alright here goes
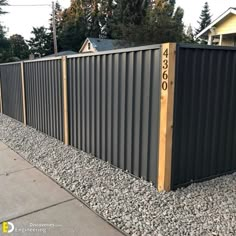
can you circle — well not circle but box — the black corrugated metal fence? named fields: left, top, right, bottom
left=172, top=44, right=236, bottom=188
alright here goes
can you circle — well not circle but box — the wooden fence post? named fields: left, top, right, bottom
left=158, top=43, right=176, bottom=191
left=21, top=62, right=27, bottom=126
left=0, top=80, right=2, bottom=114
left=62, top=56, right=69, bottom=145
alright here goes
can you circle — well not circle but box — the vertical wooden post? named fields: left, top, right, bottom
left=158, top=43, right=176, bottom=191
left=0, top=80, right=2, bottom=114
left=62, top=56, right=69, bottom=145
left=21, top=62, right=27, bottom=126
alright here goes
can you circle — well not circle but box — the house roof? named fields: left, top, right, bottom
left=196, top=7, right=236, bottom=38
left=79, top=38, right=124, bottom=52
left=43, top=51, right=77, bottom=58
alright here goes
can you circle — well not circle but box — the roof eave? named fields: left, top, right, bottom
left=196, top=8, right=236, bottom=39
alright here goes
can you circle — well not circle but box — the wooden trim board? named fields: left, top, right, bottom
left=21, top=62, right=27, bottom=126
left=62, top=56, right=69, bottom=145
left=0, top=80, right=2, bottom=113
left=158, top=43, right=176, bottom=191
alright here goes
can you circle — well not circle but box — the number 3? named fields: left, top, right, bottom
left=163, top=59, right=168, bottom=69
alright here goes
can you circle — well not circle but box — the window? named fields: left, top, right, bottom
left=88, top=42, right=91, bottom=50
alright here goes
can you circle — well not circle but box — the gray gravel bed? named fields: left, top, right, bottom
left=0, top=114, right=236, bottom=236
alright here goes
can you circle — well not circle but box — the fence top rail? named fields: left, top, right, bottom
left=23, top=56, right=62, bottom=63
left=178, top=43, right=236, bottom=51
left=67, top=44, right=161, bottom=59
left=0, top=44, right=161, bottom=66
left=0, top=61, right=21, bottom=66
left=0, top=55, right=62, bottom=66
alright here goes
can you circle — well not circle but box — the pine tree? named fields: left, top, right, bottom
left=140, top=0, right=185, bottom=44
left=110, top=0, right=148, bottom=41
left=83, top=0, right=101, bottom=37
left=59, top=0, right=87, bottom=51
left=99, top=0, right=114, bottom=38
left=195, top=2, right=211, bottom=36
left=185, top=24, right=194, bottom=43
left=173, top=7, right=184, bottom=41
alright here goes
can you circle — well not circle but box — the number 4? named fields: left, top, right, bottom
left=163, top=49, right=168, bottom=58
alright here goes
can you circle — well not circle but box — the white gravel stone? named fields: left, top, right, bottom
left=0, top=114, right=236, bottom=235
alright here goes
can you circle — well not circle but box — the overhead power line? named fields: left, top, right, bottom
left=6, top=4, right=51, bottom=7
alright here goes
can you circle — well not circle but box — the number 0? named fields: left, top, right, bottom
left=162, top=81, right=168, bottom=90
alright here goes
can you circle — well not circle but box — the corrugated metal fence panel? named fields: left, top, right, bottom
left=24, top=59, right=64, bottom=141
left=0, top=63, right=23, bottom=122
left=172, top=44, right=236, bottom=189
left=67, top=46, right=161, bottom=185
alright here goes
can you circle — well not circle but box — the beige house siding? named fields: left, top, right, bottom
left=215, top=14, right=236, bottom=35
left=80, top=40, right=97, bottom=53
left=206, top=13, right=236, bottom=46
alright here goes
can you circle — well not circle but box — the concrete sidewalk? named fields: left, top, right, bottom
left=0, top=142, right=123, bottom=236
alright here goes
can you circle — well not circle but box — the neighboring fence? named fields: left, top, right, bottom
left=67, top=48, right=161, bottom=183
left=0, top=45, right=162, bottom=187
left=0, top=62, right=23, bottom=122
left=1, top=43, right=236, bottom=191
left=24, top=59, right=64, bottom=141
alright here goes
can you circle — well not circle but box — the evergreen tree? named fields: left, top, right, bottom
left=27, top=27, right=51, bottom=57
left=59, top=0, right=87, bottom=51
left=99, top=0, right=114, bottom=38
left=83, top=0, right=101, bottom=37
left=139, top=0, right=185, bottom=44
left=110, top=0, right=148, bottom=41
left=185, top=24, right=195, bottom=43
left=195, top=2, right=211, bottom=36
left=55, top=0, right=186, bottom=49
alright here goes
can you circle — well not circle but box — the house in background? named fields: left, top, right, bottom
left=43, top=51, right=78, bottom=58
left=79, top=37, right=127, bottom=53
left=197, top=8, right=236, bottom=46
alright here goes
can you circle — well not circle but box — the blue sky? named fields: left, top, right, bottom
left=0, top=0, right=235, bottom=39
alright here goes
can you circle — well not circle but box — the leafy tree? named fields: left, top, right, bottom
left=195, top=2, right=211, bottom=36
left=0, top=24, right=10, bottom=62
left=9, top=34, right=29, bottom=59
left=0, top=0, right=8, bottom=15
left=52, top=0, right=186, bottom=50
left=27, top=27, right=51, bottom=57
left=0, top=1, right=9, bottom=62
